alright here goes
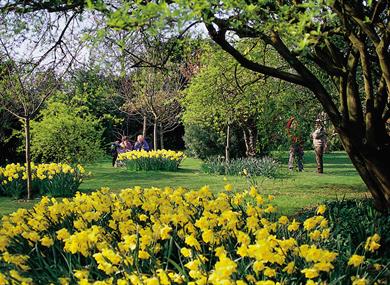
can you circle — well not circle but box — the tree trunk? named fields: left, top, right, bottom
left=338, top=129, right=390, bottom=213
left=160, top=122, right=164, bottom=150
left=242, top=117, right=258, bottom=157
left=153, top=119, right=158, bottom=151
left=143, top=116, right=147, bottom=137
left=225, top=124, right=231, bottom=163
left=24, top=117, right=32, bottom=200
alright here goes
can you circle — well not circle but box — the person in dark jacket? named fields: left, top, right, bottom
left=287, top=116, right=304, bottom=171
left=110, top=140, right=121, bottom=167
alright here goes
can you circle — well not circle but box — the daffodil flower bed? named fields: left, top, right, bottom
left=118, top=150, right=185, bottom=171
left=0, top=163, right=87, bottom=199
left=0, top=185, right=387, bottom=284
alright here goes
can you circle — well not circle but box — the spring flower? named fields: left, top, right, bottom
left=288, top=219, right=300, bottom=231
left=185, top=235, right=201, bottom=250
left=303, top=217, right=317, bottom=231
left=263, top=267, right=276, bottom=277
left=373, top=263, right=382, bottom=271
left=40, top=236, right=54, bottom=247
left=278, top=215, right=289, bottom=225
left=180, top=247, right=192, bottom=258
left=301, top=268, right=319, bottom=279
left=224, top=184, right=233, bottom=192
left=309, top=230, right=321, bottom=241
left=351, top=276, right=368, bottom=285
left=253, top=261, right=265, bottom=273
left=314, top=262, right=333, bottom=272
left=283, top=262, right=295, bottom=274
left=138, top=250, right=150, bottom=259
left=160, top=225, right=172, bottom=240
left=316, top=205, right=326, bottom=215
left=348, top=255, right=365, bottom=267
left=364, top=234, right=381, bottom=252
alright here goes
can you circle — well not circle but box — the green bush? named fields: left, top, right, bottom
left=201, top=156, right=280, bottom=178
left=30, top=102, right=103, bottom=163
left=183, top=124, right=245, bottom=159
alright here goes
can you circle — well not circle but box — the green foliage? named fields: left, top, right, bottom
left=0, top=178, right=25, bottom=199
left=122, top=158, right=180, bottom=172
left=181, top=42, right=266, bottom=132
left=34, top=172, right=84, bottom=198
left=55, top=68, right=125, bottom=149
left=30, top=102, right=104, bottom=163
left=201, top=156, right=280, bottom=178
left=298, top=199, right=390, bottom=257
left=183, top=124, right=245, bottom=159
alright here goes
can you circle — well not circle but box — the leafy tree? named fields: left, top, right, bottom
left=55, top=67, right=125, bottom=148
left=90, top=0, right=389, bottom=211
left=30, top=101, right=103, bottom=163
left=183, top=42, right=303, bottom=159
left=3, top=1, right=389, bottom=210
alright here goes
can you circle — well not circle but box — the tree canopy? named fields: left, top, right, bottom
left=1, top=0, right=389, bottom=210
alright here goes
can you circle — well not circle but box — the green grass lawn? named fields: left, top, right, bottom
left=0, top=151, right=369, bottom=217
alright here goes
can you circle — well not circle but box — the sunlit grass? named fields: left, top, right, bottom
left=0, top=151, right=368, bottom=217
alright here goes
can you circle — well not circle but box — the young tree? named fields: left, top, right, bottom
left=0, top=55, right=57, bottom=199
left=120, top=68, right=183, bottom=150
left=183, top=43, right=280, bottom=159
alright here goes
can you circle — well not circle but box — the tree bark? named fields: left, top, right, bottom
left=242, top=117, right=258, bottom=157
left=160, top=122, right=164, bottom=150
left=24, top=117, right=32, bottom=200
left=225, top=124, right=230, bottom=163
left=143, top=115, right=147, bottom=137
left=338, top=129, right=390, bottom=212
left=153, top=119, right=158, bottom=151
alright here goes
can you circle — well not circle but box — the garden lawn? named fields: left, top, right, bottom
left=0, top=151, right=369, bottom=217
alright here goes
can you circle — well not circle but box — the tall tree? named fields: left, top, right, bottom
left=96, top=0, right=390, bottom=211
left=3, top=1, right=389, bottom=210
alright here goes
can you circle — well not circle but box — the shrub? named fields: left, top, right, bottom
left=183, top=124, right=245, bottom=159
left=118, top=150, right=185, bottom=171
left=0, top=186, right=388, bottom=284
left=30, top=102, right=103, bottom=163
left=201, top=156, right=280, bottom=178
left=0, top=163, right=88, bottom=198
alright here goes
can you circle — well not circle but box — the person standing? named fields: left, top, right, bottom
left=287, top=116, right=304, bottom=171
left=110, top=140, right=121, bottom=167
left=311, top=119, right=327, bottom=173
left=133, top=135, right=150, bottom=151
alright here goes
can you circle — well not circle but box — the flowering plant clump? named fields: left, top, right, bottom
left=0, top=163, right=88, bottom=198
left=0, top=185, right=387, bottom=284
left=118, top=150, right=185, bottom=171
